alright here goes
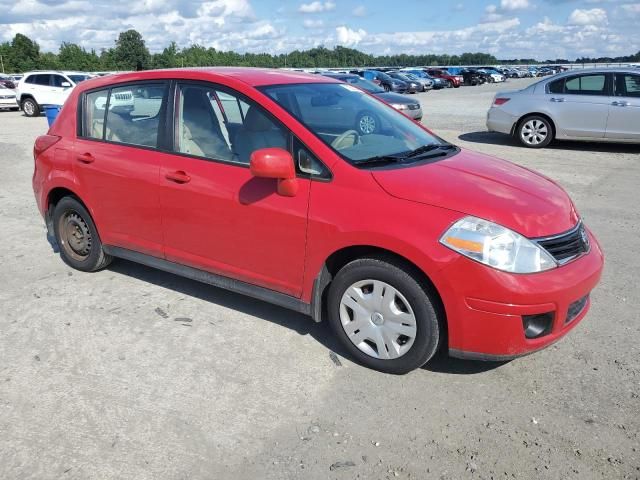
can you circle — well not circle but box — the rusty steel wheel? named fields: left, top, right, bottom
left=58, top=211, right=93, bottom=261
left=52, top=196, right=112, bottom=271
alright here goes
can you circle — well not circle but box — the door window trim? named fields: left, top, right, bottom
left=167, top=79, right=332, bottom=181
left=546, top=73, right=613, bottom=96
left=77, top=80, right=171, bottom=153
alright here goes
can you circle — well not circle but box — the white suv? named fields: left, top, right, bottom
left=16, top=71, right=92, bottom=117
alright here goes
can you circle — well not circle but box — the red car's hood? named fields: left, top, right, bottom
left=372, top=149, right=579, bottom=238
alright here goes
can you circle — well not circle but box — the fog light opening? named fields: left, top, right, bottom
left=522, top=312, right=554, bottom=339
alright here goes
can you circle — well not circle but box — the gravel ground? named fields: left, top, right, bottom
left=1, top=78, right=639, bottom=479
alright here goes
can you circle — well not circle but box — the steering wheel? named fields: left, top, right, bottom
left=331, top=130, right=361, bottom=150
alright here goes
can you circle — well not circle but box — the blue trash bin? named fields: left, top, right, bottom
left=44, top=105, right=62, bottom=127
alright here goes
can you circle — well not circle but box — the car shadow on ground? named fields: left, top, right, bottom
left=458, top=131, right=640, bottom=154
left=107, top=258, right=506, bottom=376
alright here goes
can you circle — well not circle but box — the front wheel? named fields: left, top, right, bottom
left=21, top=98, right=40, bottom=117
left=327, top=257, right=441, bottom=374
left=53, top=197, right=112, bottom=271
left=516, top=115, right=554, bottom=148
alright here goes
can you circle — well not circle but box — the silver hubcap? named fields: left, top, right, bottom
left=521, top=119, right=548, bottom=145
left=24, top=101, right=34, bottom=115
left=359, top=115, right=376, bottom=134
left=339, top=279, right=417, bottom=360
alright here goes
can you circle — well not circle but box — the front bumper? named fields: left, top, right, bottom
left=486, top=107, right=517, bottom=135
left=437, top=229, right=604, bottom=359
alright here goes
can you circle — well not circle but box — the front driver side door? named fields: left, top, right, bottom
left=159, top=82, right=311, bottom=297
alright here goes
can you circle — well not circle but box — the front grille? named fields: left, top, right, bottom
left=408, top=104, right=420, bottom=110
left=0, top=95, right=15, bottom=99
left=566, top=294, right=589, bottom=324
left=535, top=222, right=589, bottom=264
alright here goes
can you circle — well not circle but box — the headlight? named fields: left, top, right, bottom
left=390, top=103, right=408, bottom=110
left=440, top=216, right=557, bottom=273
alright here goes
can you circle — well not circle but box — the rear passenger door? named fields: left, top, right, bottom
left=606, top=73, right=640, bottom=140
left=546, top=73, right=611, bottom=139
left=159, top=81, right=312, bottom=297
left=74, top=81, right=170, bottom=257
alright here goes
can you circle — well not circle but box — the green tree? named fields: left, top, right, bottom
left=7, top=34, right=40, bottom=72
left=58, top=43, right=100, bottom=71
left=112, top=29, right=150, bottom=71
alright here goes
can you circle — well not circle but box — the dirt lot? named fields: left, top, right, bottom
left=1, top=78, right=639, bottom=479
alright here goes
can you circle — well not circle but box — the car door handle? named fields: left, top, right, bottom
left=550, top=97, right=565, bottom=102
left=611, top=101, right=630, bottom=107
left=165, top=171, right=191, bottom=184
left=77, top=153, right=95, bottom=164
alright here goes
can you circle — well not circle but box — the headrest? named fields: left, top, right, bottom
left=244, top=106, right=273, bottom=132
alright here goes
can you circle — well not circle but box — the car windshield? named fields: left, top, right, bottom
left=334, top=76, right=384, bottom=94
left=68, top=75, right=91, bottom=83
left=259, top=82, right=449, bottom=165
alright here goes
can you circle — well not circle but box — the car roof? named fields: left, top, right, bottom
left=73, top=67, right=339, bottom=91
left=549, top=67, right=640, bottom=77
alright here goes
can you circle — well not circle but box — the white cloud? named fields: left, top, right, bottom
left=568, top=8, right=608, bottom=26
left=352, top=5, right=366, bottom=17
left=335, top=26, right=367, bottom=46
left=500, top=0, right=529, bottom=10
left=298, top=1, right=335, bottom=14
left=303, top=19, right=324, bottom=28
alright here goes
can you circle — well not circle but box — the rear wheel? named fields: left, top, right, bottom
left=327, top=257, right=441, bottom=374
left=517, top=115, right=554, bottom=148
left=53, top=197, right=112, bottom=272
left=21, top=98, right=40, bottom=117
left=356, top=111, right=379, bottom=135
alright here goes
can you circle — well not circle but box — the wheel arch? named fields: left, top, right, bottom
left=45, top=186, right=93, bottom=231
left=310, top=245, right=446, bottom=336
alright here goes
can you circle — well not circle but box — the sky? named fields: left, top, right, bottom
left=1, top=0, right=639, bottom=59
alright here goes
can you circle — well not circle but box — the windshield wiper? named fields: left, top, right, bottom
left=352, top=154, right=405, bottom=166
left=405, top=144, right=456, bottom=158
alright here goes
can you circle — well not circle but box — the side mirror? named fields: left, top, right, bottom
left=249, top=147, right=298, bottom=197
left=61, top=81, right=72, bottom=88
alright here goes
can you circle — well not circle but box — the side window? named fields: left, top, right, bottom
left=34, top=74, right=51, bottom=86
left=564, top=74, right=606, bottom=96
left=51, top=75, right=68, bottom=87
left=547, top=78, right=564, bottom=94
left=294, top=137, right=329, bottom=179
left=618, top=74, right=640, bottom=98
left=176, top=84, right=287, bottom=165
left=25, top=75, right=37, bottom=85
left=82, top=89, right=109, bottom=140
left=104, top=83, right=167, bottom=147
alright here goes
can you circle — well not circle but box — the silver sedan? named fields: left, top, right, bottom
left=487, top=68, right=640, bottom=148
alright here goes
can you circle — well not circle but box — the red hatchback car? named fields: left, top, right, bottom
left=32, top=68, right=604, bottom=373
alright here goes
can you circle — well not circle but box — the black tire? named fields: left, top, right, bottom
left=21, top=97, right=40, bottom=117
left=11, top=107, right=20, bottom=111
left=52, top=197, right=112, bottom=272
left=327, top=257, right=441, bottom=374
left=355, top=110, right=379, bottom=135
left=446, top=80, right=453, bottom=88
left=516, top=115, right=554, bottom=149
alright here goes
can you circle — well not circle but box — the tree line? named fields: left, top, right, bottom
left=1, top=30, right=639, bottom=74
